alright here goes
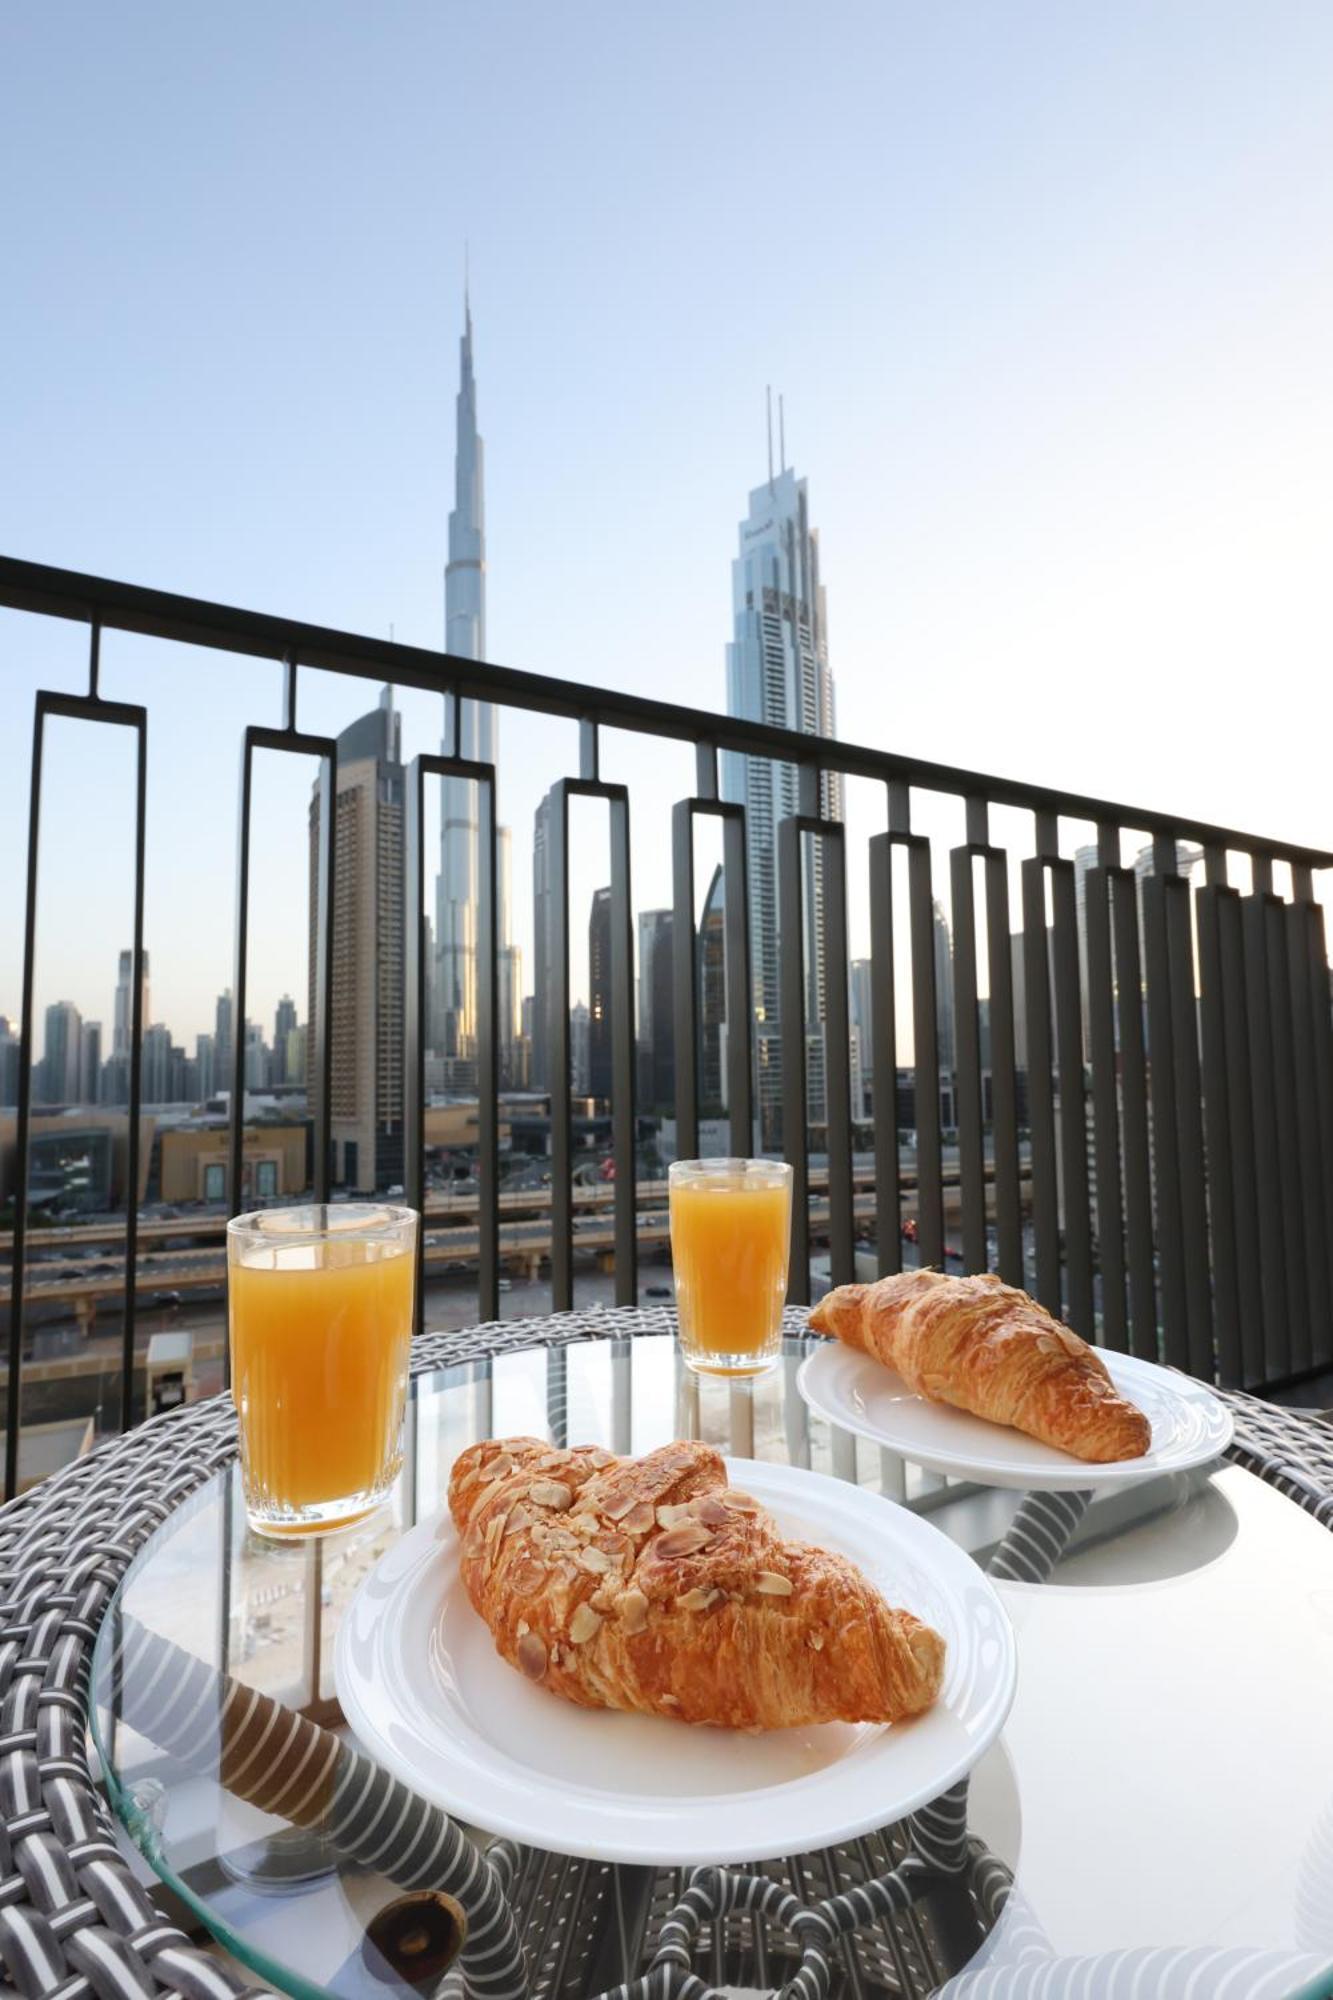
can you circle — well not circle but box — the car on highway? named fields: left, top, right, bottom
left=151, top=1290, right=183, bottom=1309
left=644, top=1283, right=672, bottom=1300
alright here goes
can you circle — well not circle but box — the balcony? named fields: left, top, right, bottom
left=1, top=552, right=1332, bottom=1498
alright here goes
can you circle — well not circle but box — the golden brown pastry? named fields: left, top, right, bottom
left=810, top=1270, right=1151, bottom=1463
left=448, top=1437, right=944, bottom=1729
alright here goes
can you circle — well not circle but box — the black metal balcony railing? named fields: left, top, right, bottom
left=3, top=553, right=1333, bottom=1502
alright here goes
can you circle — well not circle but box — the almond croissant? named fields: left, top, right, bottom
left=448, top=1437, right=945, bottom=1729
left=810, top=1270, right=1151, bottom=1463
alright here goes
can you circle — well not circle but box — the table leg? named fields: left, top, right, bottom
left=987, top=1489, right=1093, bottom=1583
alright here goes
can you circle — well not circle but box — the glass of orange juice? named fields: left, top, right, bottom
left=226, top=1203, right=418, bottom=1536
left=668, top=1159, right=792, bottom=1376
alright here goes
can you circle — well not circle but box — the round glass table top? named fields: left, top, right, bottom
left=91, top=1328, right=1333, bottom=2000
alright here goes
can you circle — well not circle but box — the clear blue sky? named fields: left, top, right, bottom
left=3, top=1, right=1332, bottom=1045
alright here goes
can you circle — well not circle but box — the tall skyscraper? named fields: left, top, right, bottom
left=531, top=792, right=553, bottom=1091
left=215, top=990, right=234, bottom=1095
left=569, top=1002, right=591, bottom=1098
left=40, top=1002, right=82, bottom=1105
left=637, top=910, right=675, bottom=1113
left=721, top=446, right=841, bottom=1145
left=934, top=902, right=955, bottom=1074
left=141, top=1023, right=173, bottom=1105
left=80, top=1021, right=102, bottom=1105
left=113, top=949, right=149, bottom=1059
left=434, top=290, right=496, bottom=1077
left=273, top=995, right=298, bottom=1084
left=588, top=887, right=613, bottom=1103
left=0, top=1016, right=19, bottom=1107
left=196, top=1032, right=216, bottom=1101
left=849, top=959, right=874, bottom=1119
left=496, top=825, right=523, bottom=1089
left=698, top=866, right=727, bottom=1115
left=310, top=688, right=406, bottom=1191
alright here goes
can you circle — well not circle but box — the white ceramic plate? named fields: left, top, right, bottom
left=335, top=1457, right=1016, bottom=1865
left=796, top=1342, right=1234, bottom=1492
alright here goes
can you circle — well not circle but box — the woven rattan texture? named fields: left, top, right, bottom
left=0, top=1307, right=1327, bottom=2000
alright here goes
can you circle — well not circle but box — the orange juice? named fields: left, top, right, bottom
left=669, top=1160, right=792, bottom=1375
left=227, top=1206, right=416, bottom=1534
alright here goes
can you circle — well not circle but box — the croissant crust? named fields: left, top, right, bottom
left=810, top=1270, right=1150, bottom=1463
left=448, top=1437, right=945, bottom=1729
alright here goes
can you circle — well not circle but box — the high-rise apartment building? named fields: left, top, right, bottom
left=0, top=1016, right=19, bottom=1108
left=722, top=454, right=841, bottom=1144
left=141, top=1023, right=173, bottom=1105
left=310, top=689, right=405, bottom=1192
left=40, top=1002, right=82, bottom=1105
left=531, top=793, right=552, bottom=1091
left=934, top=902, right=955, bottom=1074
left=849, top=959, right=874, bottom=1118
left=215, top=990, right=234, bottom=1095
left=496, top=826, right=523, bottom=1089
left=637, top=910, right=675, bottom=1113
left=80, top=1021, right=102, bottom=1105
left=588, top=888, right=613, bottom=1104
left=113, top=949, right=149, bottom=1059
left=272, top=996, right=298, bottom=1084
left=196, top=1032, right=216, bottom=1101
left=569, top=1002, right=591, bottom=1098
left=434, top=292, right=497, bottom=1080
left=698, top=866, right=727, bottom=1116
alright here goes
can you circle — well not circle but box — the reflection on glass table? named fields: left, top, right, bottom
left=92, top=1332, right=1333, bottom=2000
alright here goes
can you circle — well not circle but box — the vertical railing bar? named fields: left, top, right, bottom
left=670, top=801, right=699, bottom=1165
left=721, top=808, right=754, bottom=1156
left=1241, top=888, right=1287, bottom=1381
left=1165, top=873, right=1213, bottom=1378
left=1285, top=892, right=1328, bottom=1355
left=1050, top=861, right=1093, bottom=1335
left=1195, top=881, right=1242, bottom=1386
left=1265, top=888, right=1309, bottom=1374
left=405, top=760, right=427, bottom=1337
left=778, top=814, right=809, bottom=1303
left=87, top=620, right=101, bottom=700
left=228, top=740, right=255, bottom=1221
left=1111, top=867, right=1157, bottom=1357
left=549, top=784, right=573, bottom=1311
left=949, top=846, right=986, bottom=1273
left=1304, top=897, right=1333, bottom=1362
left=579, top=719, right=600, bottom=784
left=609, top=792, right=636, bottom=1305
left=282, top=651, right=298, bottom=733
left=312, top=747, right=335, bottom=1206
left=1141, top=862, right=1188, bottom=1368
left=1216, top=886, right=1263, bottom=1385
left=1021, top=857, right=1058, bottom=1311
left=984, top=851, right=1022, bottom=1287
left=119, top=718, right=148, bottom=1430
left=477, top=773, right=500, bottom=1322
left=695, top=743, right=718, bottom=802
left=5, top=702, right=46, bottom=1503
left=1084, top=864, right=1128, bottom=1350
left=908, top=839, right=943, bottom=1269
left=823, top=828, right=854, bottom=1286
left=868, top=834, right=900, bottom=1277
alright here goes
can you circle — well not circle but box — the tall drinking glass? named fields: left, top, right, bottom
left=227, top=1203, right=418, bottom=1536
left=668, top=1159, right=793, bottom=1376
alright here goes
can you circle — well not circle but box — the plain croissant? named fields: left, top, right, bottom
left=448, top=1437, right=945, bottom=1729
left=810, top=1270, right=1151, bottom=1463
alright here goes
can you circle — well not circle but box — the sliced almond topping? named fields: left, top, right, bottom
left=693, top=1494, right=733, bottom=1528
left=808, top=1631, right=825, bottom=1651
left=621, top=1502, right=656, bottom=1536
left=602, top=1490, right=639, bottom=1521
left=677, top=1586, right=720, bottom=1612
left=516, top=1619, right=529, bottom=1637
left=516, top=1631, right=548, bottom=1680
left=569, top=1604, right=603, bottom=1645
left=660, top=1693, right=680, bottom=1710
left=720, top=1490, right=761, bottom=1514
left=510, top=1560, right=546, bottom=1595
left=577, top=1545, right=613, bottom=1574
left=528, top=1480, right=573, bottom=1511
left=587, top=1448, right=614, bottom=1468
left=754, top=1571, right=793, bottom=1596
left=504, top=1505, right=534, bottom=1538
left=654, top=1522, right=713, bottom=1560
left=479, top=1451, right=514, bottom=1483
left=656, top=1503, right=691, bottom=1529
left=617, top=1588, right=650, bottom=1635
left=484, top=1512, right=505, bottom=1553
left=537, top=1448, right=573, bottom=1467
